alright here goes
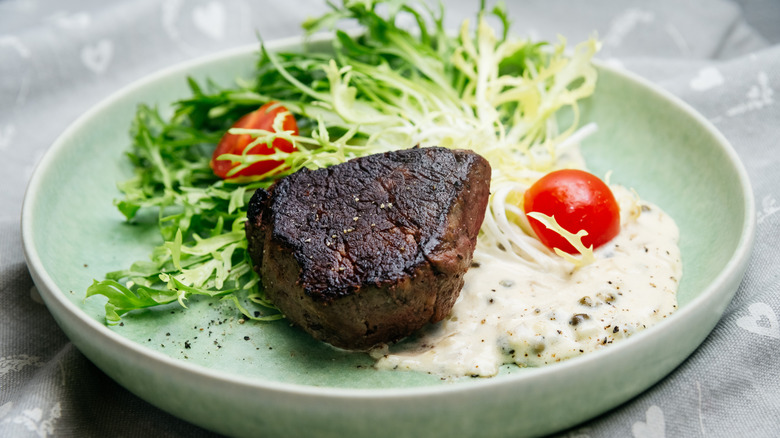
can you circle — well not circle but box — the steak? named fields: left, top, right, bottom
left=246, top=146, right=491, bottom=350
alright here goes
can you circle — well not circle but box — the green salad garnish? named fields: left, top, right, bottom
left=87, top=0, right=599, bottom=325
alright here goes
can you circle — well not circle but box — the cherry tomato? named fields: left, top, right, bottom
left=210, top=101, right=298, bottom=179
left=523, top=169, right=620, bottom=254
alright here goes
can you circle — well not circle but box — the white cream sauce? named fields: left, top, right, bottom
left=371, top=186, right=681, bottom=378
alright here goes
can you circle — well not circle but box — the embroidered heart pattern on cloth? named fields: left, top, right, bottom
left=757, top=194, right=780, bottom=224
left=736, top=302, right=780, bottom=339
left=0, top=355, right=43, bottom=378
left=192, top=2, right=226, bottom=40
left=0, top=36, right=31, bottom=58
left=690, top=67, right=724, bottom=91
left=632, top=405, right=666, bottom=438
left=80, top=39, right=113, bottom=74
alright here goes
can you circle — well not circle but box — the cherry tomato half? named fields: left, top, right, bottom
left=523, top=169, right=620, bottom=254
left=210, top=101, right=298, bottom=179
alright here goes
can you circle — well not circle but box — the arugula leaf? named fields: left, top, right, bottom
left=86, top=280, right=181, bottom=324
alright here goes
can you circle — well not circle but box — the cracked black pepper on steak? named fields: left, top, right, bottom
left=246, top=146, right=491, bottom=350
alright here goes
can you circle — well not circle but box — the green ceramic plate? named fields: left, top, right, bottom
left=22, top=35, right=755, bottom=437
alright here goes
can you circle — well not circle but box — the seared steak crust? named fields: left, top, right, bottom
left=246, top=147, right=491, bottom=350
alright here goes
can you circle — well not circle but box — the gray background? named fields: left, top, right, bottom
left=2, top=0, right=779, bottom=436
